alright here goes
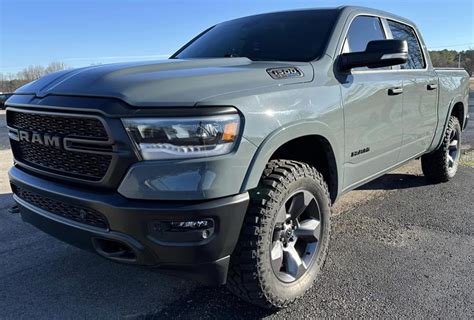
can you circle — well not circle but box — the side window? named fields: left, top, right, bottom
left=343, top=16, right=386, bottom=54
left=388, top=20, right=426, bottom=69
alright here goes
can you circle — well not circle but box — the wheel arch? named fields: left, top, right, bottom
left=451, top=101, right=465, bottom=129
left=241, top=122, right=343, bottom=203
left=432, top=96, right=467, bottom=152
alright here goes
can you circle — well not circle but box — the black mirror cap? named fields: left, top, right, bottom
left=366, top=39, right=407, bottom=54
left=339, top=39, right=408, bottom=71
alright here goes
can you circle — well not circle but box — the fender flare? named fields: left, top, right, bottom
left=240, top=120, right=343, bottom=195
left=432, top=94, right=467, bottom=151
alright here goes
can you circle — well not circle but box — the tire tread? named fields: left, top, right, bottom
left=421, top=116, right=460, bottom=183
left=226, top=159, right=330, bottom=309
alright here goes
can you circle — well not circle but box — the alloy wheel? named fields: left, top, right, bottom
left=447, top=127, right=460, bottom=172
left=270, top=190, right=322, bottom=283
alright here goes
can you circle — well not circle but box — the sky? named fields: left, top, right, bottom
left=1, top=0, right=473, bottom=74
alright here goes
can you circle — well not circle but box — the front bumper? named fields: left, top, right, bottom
left=9, top=166, right=249, bottom=285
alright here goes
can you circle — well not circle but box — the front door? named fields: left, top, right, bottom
left=339, top=15, right=404, bottom=189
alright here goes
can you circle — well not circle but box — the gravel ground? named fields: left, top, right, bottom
left=0, top=94, right=472, bottom=319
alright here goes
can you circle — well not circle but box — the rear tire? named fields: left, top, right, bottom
left=421, top=116, right=461, bottom=183
left=226, top=160, right=331, bottom=309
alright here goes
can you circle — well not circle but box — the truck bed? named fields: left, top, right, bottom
left=435, top=68, right=469, bottom=125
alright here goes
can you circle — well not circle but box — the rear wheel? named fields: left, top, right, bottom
left=421, top=116, right=461, bottom=183
left=227, top=160, right=331, bottom=308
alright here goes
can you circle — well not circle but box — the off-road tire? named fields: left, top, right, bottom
left=421, top=116, right=461, bottom=183
left=226, top=160, right=331, bottom=309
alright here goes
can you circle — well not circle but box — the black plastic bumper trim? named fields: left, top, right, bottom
left=10, top=166, right=249, bottom=285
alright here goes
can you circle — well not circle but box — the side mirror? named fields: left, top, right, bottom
left=339, top=39, right=408, bottom=71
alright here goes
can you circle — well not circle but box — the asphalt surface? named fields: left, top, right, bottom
left=0, top=94, right=473, bottom=319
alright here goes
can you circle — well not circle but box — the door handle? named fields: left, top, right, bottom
left=388, top=87, right=403, bottom=95
left=427, top=83, right=438, bottom=90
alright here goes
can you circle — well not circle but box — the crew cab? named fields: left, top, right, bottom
left=6, top=6, right=469, bottom=308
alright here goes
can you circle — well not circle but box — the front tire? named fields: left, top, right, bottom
left=421, top=116, right=462, bottom=183
left=227, top=160, right=331, bottom=309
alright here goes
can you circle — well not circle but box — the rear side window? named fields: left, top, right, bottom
left=388, top=20, right=426, bottom=69
left=342, top=16, right=386, bottom=53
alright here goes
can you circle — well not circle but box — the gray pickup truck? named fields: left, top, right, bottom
left=6, top=6, right=469, bottom=308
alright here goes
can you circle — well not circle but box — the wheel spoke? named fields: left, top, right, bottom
left=287, top=191, right=312, bottom=219
left=270, top=241, right=284, bottom=272
left=294, top=219, right=321, bottom=242
left=448, top=155, right=454, bottom=166
left=449, top=140, right=458, bottom=149
left=283, top=244, right=306, bottom=278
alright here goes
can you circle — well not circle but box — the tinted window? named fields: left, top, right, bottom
left=343, top=16, right=386, bottom=53
left=388, top=20, right=425, bottom=69
left=173, top=10, right=340, bottom=62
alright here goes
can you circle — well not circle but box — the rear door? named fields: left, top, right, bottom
left=340, top=16, right=405, bottom=189
left=386, top=20, right=438, bottom=160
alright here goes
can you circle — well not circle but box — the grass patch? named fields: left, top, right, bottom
left=461, top=149, right=474, bottom=167
left=460, top=160, right=474, bottom=168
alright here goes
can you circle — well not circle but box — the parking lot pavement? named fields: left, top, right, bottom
left=0, top=198, right=198, bottom=318
left=0, top=95, right=473, bottom=319
left=152, top=166, right=474, bottom=319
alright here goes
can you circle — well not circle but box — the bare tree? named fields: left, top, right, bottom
left=0, top=62, right=69, bottom=92
left=45, top=62, right=68, bottom=74
left=17, top=65, right=46, bottom=82
left=17, top=62, right=68, bottom=82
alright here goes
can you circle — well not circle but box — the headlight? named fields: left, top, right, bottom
left=122, top=114, right=240, bottom=160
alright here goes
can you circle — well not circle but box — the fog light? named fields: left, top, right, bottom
left=148, top=219, right=215, bottom=243
left=169, top=220, right=212, bottom=230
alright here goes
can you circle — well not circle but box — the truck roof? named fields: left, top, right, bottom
left=233, top=6, right=416, bottom=29
left=337, top=6, right=417, bottom=26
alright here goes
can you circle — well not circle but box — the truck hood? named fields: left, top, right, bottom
left=16, top=58, right=313, bottom=107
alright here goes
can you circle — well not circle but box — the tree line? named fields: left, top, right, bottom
left=430, top=50, right=473, bottom=74
left=1, top=62, right=68, bottom=92
left=1, top=50, right=473, bottom=93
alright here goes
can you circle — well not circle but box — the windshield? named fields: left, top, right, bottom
left=173, top=10, right=340, bottom=62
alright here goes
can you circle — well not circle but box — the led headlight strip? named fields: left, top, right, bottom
left=122, top=113, right=240, bottom=160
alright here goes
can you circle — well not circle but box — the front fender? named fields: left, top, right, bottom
left=240, top=120, right=343, bottom=196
